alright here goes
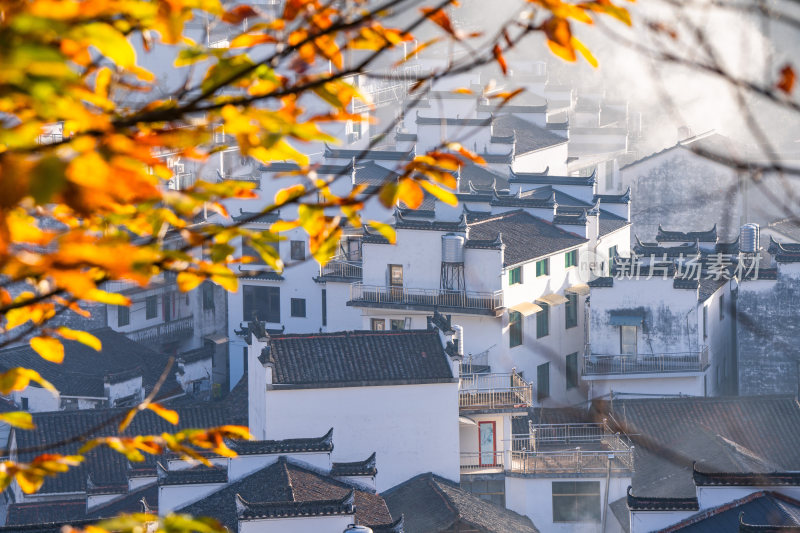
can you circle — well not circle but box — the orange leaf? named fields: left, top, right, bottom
left=230, top=33, right=277, bottom=48
left=223, top=5, right=259, bottom=24
left=147, top=403, right=179, bottom=425
left=421, top=7, right=458, bottom=37
left=398, top=179, right=424, bottom=209
left=30, top=336, right=64, bottom=364
left=777, top=65, right=796, bottom=94
left=56, top=328, right=101, bottom=351
left=493, top=44, right=508, bottom=75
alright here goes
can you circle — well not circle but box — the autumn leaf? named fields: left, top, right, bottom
left=0, top=412, right=35, bottom=430
left=0, top=368, right=57, bottom=395
left=147, top=403, right=180, bottom=425
left=493, top=44, right=508, bottom=75
left=777, top=65, right=796, bottom=94
left=177, top=272, right=205, bottom=292
left=369, top=221, right=397, bottom=244
left=30, top=336, right=65, bottom=364
left=56, top=327, right=102, bottom=351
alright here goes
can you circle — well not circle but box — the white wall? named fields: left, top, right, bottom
left=239, top=515, right=352, bottom=533
left=261, top=383, right=460, bottom=491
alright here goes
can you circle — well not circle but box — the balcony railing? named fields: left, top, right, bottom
left=583, top=346, right=709, bottom=376
left=319, top=257, right=363, bottom=279
left=460, top=451, right=504, bottom=471
left=460, top=422, right=634, bottom=474
left=125, top=315, right=194, bottom=346
left=459, top=371, right=533, bottom=410
left=349, top=283, right=504, bottom=313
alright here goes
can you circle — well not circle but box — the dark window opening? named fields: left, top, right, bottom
left=117, top=306, right=130, bottom=327
left=537, top=363, right=550, bottom=400
left=145, top=295, right=158, bottom=319
left=552, top=481, right=601, bottom=523
left=243, top=285, right=280, bottom=323
left=509, top=311, right=523, bottom=347
left=537, top=303, right=550, bottom=338
left=290, top=298, right=306, bottom=318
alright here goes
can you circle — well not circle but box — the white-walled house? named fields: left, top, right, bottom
left=586, top=234, right=738, bottom=399
left=245, top=322, right=461, bottom=491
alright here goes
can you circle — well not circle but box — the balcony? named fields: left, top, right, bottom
left=583, top=346, right=709, bottom=376
left=460, top=422, right=635, bottom=475
left=318, top=256, right=363, bottom=281
left=459, top=371, right=533, bottom=411
left=348, top=283, right=504, bottom=316
left=508, top=422, right=634, bottom=475
left=124, top=315, right=194, bottom=347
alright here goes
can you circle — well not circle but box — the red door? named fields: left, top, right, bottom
left=479, top=421, right=497, bottom=466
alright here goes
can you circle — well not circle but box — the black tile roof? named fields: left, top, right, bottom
left=600, top=216, right=631, bottom=236
left=594, top=187, right=631, bottom=204
left=633, top=236, right=700, bottom=257
left=0, top=327, right=181, bottom=399
left=6, top=501, right=88, bottom=527
left=458, top=162, right=509, bottom=191
left=415, top=113, right=492, bottom=127
left=259, top=162, right=352, bottom=175
left=382, top=473, right=539, bottom=533
left=181, top=456, right=393, bottom=531
left=509, top=168, right=596, bottom=186
left=602, top=396, right=800, bottom=499
left=16, top=404, right=231, bottom=496
left=236, top=491, right=355, bottom=519
left=86, top=482, right=158, bottom=519
left=693, top=466, right=800, bottom=487
left=158, top=463, right=228, bottom=485
left=466, top=210, right=587, bottom=266
left=768, top=237, right=800, bottom=262
left=324, top=146, right=414, bottom=161
left=354, top=160, right=400, bottom=186
left=768, top=218, right=800, bottom=243
left=331, top=452, right=378, bottom=477
left=663, top=491, right=800, bottom=532
left=394, top=210, right=467, bottom=232
left=227, top=428, right=333, bottom=455
left=492, top=114, right=567, bottom=154
left=265, top=329, right=454, bottom=386
left=657, top=224, right=718, bottom=243
left=626, top=486, right=699, bottom=512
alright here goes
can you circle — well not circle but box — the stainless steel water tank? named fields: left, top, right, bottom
left=442, top=234, right=465, bottom=263
left=740, top=223, right=760, bottom=253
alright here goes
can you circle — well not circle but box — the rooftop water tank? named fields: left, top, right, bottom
left=740, top=223, right=760, bottom=253
left=442, top=234, right=465, bottom=263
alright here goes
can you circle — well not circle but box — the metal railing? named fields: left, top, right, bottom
left=320, top=257, right=363, bottom=279
left=509, top=448, right=634, bottom=474
left=460, top=451, right=504, bottom=471
left=529, top=423, right=607, bottom=448
left=459, top=371, right=533, bottom=410
left=583, top=346, right=709, bottom=375
left=124, top=315, right=194, bottom=346
left=349, top=283, right=504, bottom=312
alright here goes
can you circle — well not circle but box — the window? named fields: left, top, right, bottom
left=509, top=266, right=522, bottom=285
left=478, top=421, right=497, bottom=466
left=202, top=282, right=215, bottom=310
left=390, top=319, right=406, bottom=330
left=552, top=481, right=601, bottom=522
left=620, top=325, right=637, bottom=355
left=536, top=303, right=550, bottom=338
left=145, top=295, right=158, bottom=319
left=537, top=363, right=550, bottom=400
left=321, top=289, right=327, bottom=326
left=21, top=398, right=28, bottom=411
left=389, top=265, right=403, bottom=286
left=719, top=294, right=725, bottom=320
left=371, top=318, right=385, bottom=331
left=243, top=285, right=280, bottom=323
left=509, top=311, right=523, bottom=348
left=536, top=258, right=549, bottom=277
left=566, top=353, right=578, bottom=389
left=290, top=240, right=305, bottom=261
left=703, top=306, right=708, bottom=338
left=117, top=305, right=130, bottom=327
left=608, top=246, right=618, bottom=268
left=243, top=347, right=248, bottom=375
left=565, top=293, right=578, bottom=329
left=241, top=243, right=266, bottom=265
left=565, top=250, right=578, bottom=268
left=290, top=298, right=306, bottom=318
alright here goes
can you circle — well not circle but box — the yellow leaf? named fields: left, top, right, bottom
left=56, top=328, right=101, bottom=351
left=397, top=179, right=424, bottom=209
left=420, top=180, right=458, bottom=206
left=571, top=37, right=598, bottom=67
left=79, top=23, right=137, bottom=69
left=176, top=272, right=204, bottom=292
left=250, top=139, right=309, bottom=167
left=30, top=336, right=64, bottom=364
left=211, top=272, right=238, bottom=292
left=368, top=221, right=396, bottom=244
left=0, top=368, right=56, bottom=395
left=147, top=403, right=179, bottom=425
left=118, top=408, right=138, bottom=432
left=85, top=290, right=131, bottom=306
left=0, top=412, right=34, bottom=430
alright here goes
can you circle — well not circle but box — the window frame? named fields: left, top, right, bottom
left=242, top=285, right=281, bottom=323
left=536, top=258, right=550, bottom=277
left=202, top=282, right=215, bottom=310
left=290, top=298, right=306, bottom=318
left=566, top=352, right=578, bottom=389
left=117, top=305, right=130, bottom=327
left=371, top=318, right=385, bottom=331
left=390, top=319, right=406, bottom=331
left=552, top=481, right=602, bottom=523
left=145, top=295, right=158, bottom=320
left=565, top=249, right=578, bottom=268
left=290, top=240, right=306, bottom=261
left=719, top=294, right=725, bottom=320
left=703, top=306, right=708, bottom=338
left=536, top=303, right=550, bottom=338
left=565, top=293, right=578, bottom=329
left=509, top=311, right=523, bottom=348
left=620, top=325, right=637, bottom=355
left=389, top=264, right=403, bottom=286
left=509, top=266, right=522, bottom=285
left=537, top=362, right=550, bottom=400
